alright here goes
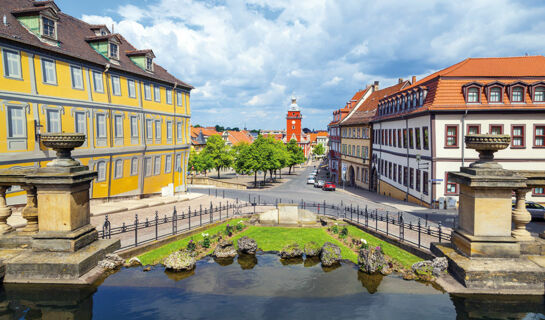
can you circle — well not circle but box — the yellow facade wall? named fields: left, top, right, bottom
left=0, top=43, right=191, bottom=200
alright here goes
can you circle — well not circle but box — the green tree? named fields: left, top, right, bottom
left=286, top=139, right=305, bottom=174
left=189, top=149, right=214, bottom=176
left=313, top=143, right=325, bottom=157
left=202, top=135, right=232, bottom=178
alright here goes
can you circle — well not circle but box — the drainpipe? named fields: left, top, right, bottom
left=461, top=108, right=468, bottom=167
left=104, top=64, right=113, bottom=201
left=172, top=82, right=177, bottom=194
left=405, top=116, right=410, bottom=202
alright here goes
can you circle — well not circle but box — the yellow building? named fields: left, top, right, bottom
left=0, top=0, right=192, bottom=200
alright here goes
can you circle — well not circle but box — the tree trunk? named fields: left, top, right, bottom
left=217, top=167, right=221, bottom=179
left=289, top=166, right=292, bottom=174
left=279, top=168, right=282, bottom=179
left=254, top=171, right=257, bottom=188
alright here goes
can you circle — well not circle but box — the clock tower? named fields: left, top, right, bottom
left=286, top=98, right=302, bottom=142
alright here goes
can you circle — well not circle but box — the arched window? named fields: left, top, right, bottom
left=489, top=87, right=502, bottom=102
left=96, top=161, right=106, bottom=182
left=534, top=86, right=545, bottom=102
left=413, top=93, right=418, bottom=107
left=408, top=94, right=412, bottom=108
left=467, top=87, right=479, bottom=102
left=419, top=90, right=424, bottom=105
left=512, top=87, right=524, bottom=102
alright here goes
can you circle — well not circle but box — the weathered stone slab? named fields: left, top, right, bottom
left=278, top=204, right=299, bottom=225
left=258, top=209, right=278, bottom=225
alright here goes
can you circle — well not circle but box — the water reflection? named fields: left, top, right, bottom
left=0, top=254, right=543, bottom=319
left=237, top=254, right=258, bottom=270
left=280, top=257, right=303, bottom=265
left=357, top=271, right=383, bottom=294
left=452, top=294, right=545, bottom=320
left=214, top=257, right=234, bottom=266
left=303, top=256, right=320, bottom=267
left=0, top=283, right=95, bottom=319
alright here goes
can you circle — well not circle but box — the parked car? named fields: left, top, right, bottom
left=307, top=177, right=316, bottom=184
left=512, top=201, right=545, bottom=220
left=322, top=182, right=336, bottom=191
left=314, top=180, right=325, bottom=188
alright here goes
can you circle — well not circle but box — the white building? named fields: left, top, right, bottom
left=371, top=56, right=545, bottom=207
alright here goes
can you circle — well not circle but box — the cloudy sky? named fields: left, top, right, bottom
left=57, top=0, right=544, bottom=130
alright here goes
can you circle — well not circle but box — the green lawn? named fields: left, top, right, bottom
left=138, top=219, right=247, bottom=265
left=231, top=227, right=358, bottom=263
left=137, top=222, right=422, bottom=268
left=343, top=225, right=422, bottom=268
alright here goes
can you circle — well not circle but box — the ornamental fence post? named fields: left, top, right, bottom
left=418, top=218, right=421, bottom=248
left=189, top=208, right=191, bottom=230
left=400, top=214, right=404, bottom=242
left=134, top=214, right=139, bottom=247
left=438, top=222, right=442, bottom=243
left=386, top=211, right=389, bottom=236
left=155, top=210, right=158, bottom=241
left=375, top=209, right=378, bottom=231
left=173, top=207, right=177, bottom=234
left=219, top=202, right=222, bottom=221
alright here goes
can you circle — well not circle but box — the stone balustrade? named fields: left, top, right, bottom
left=0, top=168, right=39, bottom=235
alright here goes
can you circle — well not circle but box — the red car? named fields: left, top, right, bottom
left=322, top=182, right=336, bottom=191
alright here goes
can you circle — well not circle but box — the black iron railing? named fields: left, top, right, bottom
left=99, top=198, right=451, bottom=251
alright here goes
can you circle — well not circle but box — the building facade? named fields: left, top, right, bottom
left=0, top=0, right=193, bottom=201
left=372, top=56, right=545, bottom=207
left=340, top=80, right=409, bottom=190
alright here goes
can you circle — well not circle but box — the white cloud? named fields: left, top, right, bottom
left=81, top=0, right=545, bottom=130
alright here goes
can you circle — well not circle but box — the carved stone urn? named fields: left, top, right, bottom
left=465, top=134, right=510, bottom=169
left=41, top=133, right=85, bottom=167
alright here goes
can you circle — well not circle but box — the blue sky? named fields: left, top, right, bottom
left=57, top=0, right=545, bottom=130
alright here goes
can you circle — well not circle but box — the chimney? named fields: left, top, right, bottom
left=373, top=81, right=379, bottom=91
left=412, top=76, right=416, bottom=84
left=398, top=78, right=404, bottom=84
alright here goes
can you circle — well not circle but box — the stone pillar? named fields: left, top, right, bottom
left=449, top=134, right=526, bottom=258
left=20, top=185, right=38, bottom=234
left=0, top=187, right=13, bottom=234
left=511, top=188, right=533, bottom=241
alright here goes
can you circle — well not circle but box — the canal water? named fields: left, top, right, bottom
left=0, top=254, right=543, bottom=319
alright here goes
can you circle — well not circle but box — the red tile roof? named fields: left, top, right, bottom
left=1, top=0, right=192, bottom=89
left=375, top=56, right=545, bottom=121
left=226, top=130, right=254, bottom=145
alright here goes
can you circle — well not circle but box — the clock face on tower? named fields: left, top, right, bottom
left=292, top=120, right=295, bottom=124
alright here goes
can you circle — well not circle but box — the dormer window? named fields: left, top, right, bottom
left=512, top=87, right=524, bottom=102
left=146, top=57, right=153, bottom=71
left=534, top=87, right=545, bottom=102
left=489, top=87, right=502, bottom=102
left=42, top=16, right=55, bottom=37
left=109, top=42, right=119, bottom=60
left=467, top=88, right=479, bottom=102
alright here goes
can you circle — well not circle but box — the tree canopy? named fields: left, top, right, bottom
left=313, top=143, right=325, bottom=156
left=201, top=135, right=233, bottom=178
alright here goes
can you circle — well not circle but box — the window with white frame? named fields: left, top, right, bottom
left=154, top=85, right=161, bottom=102
left=111, top=75, right=121, bottom=96
left=146, top=57, right=153, bottom=71
left=175, top=154, right=182, bottom=172
left=128, top=79, right=136, bottom=98
left=144, top=157, right=152, bottom=177
left=166, top=121, right=172, bottom=140
left=96, top=114, right=107, bottom=138
left=165, top=155, right=172, bottom=173
left=130, top=116, right=138, bottom=138
left=109, top=42, right=118, bottom=59
left=3, top=49, right=21, bottom=79
left=7, top=106, right=26, bottom=138
left=41, top=58, right=57, bottom=84
left=114, top=159, right=123, bottom=179
left=130, top=157, right=138, bottom=175
left=512, top=87, right=524, bottom=102
left=176, top=91, right=182, bottom=106
left=93, top=71, right=104, bottom=93
left=467, top=87, right=479, bottom=102
left=534, top=87, right=545, bottom=102
left=70, top=66, right=84, bottom=89
left=155, top=120, right=161, bottom=141
left=489, top=87, right=502, bottom=102
left=96, top=161, right=106, bottom=181
left=46, top=109, right=60, bottom=133
left=166, top=89, right=172, bottom=104
left=74, top=111, right=86, bottom=134
left=154, top=156, right=161, bottom=175
left=176, top=121, right=182, bottom=141
left=144, top=83, right=151, bottom=100
left=146, top=119, right=153, bottom=139
left=114, top=115, right=123, bottom=138
left=42, top=16, right=55, bottom=38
